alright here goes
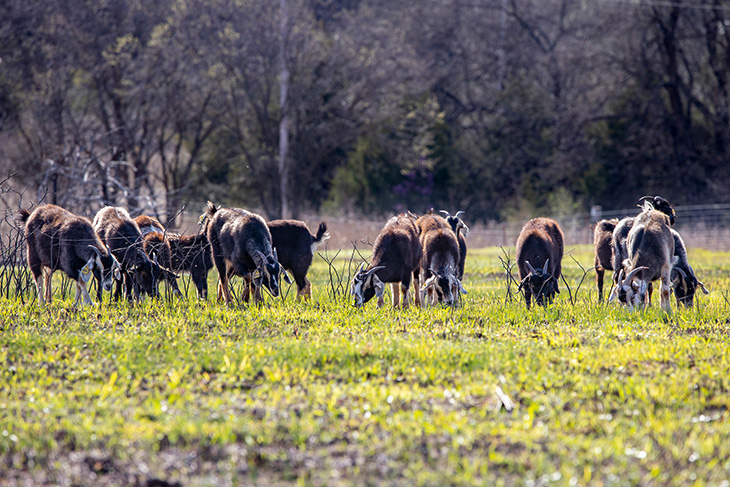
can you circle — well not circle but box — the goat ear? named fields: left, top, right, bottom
left=699, top=281, right=710, bottom=294
left=80, top=257, right=95, bottom=283
left=282, top=270, right=293, bottom=285
left=607, top=285, right=618, bottom=303
left=456, top=278, right=467, bottom=295
left=373, top=275, right=385, bottom=297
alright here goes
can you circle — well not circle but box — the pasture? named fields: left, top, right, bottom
left=1, top=245, right=729, bottom=486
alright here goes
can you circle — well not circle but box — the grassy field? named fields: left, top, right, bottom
left=1, top=245, right=729, bottom=487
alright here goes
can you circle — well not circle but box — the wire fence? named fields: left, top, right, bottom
left=3, top=201, right=730, bottom=302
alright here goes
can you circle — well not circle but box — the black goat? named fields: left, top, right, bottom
left=351, top=214, right=422, bottom=308
left=133, top=215, right=182, bottom=299
left=168, top=232, right=214, bottom=300
left=205, top=202, right=284, bottom=304
left=440, top=210, right=468, bottom=280
left=93, top=206, right=161, bottom=301
left=592, top=218, right=618, bottom=302
left=610, top=204, right=674, bottom=312
left=416, top=213, right=464, bottom=306
left=19, top=204, right=121, bottom=306
left=515, top=218, right=564, bottom=309
left=268, top=219, right=328, bottom=301
left=670, top=229, right=709, bottom=307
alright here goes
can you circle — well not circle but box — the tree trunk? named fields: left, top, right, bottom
left=279, top=0, right=290, bottom=219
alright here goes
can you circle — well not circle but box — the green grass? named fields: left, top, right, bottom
left=1, top=245, right=729, bottom=486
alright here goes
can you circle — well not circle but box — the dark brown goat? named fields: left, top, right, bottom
left=268, top=219, right=329, bottom=301
left=133, top=215, right=182, bottom=298
left=351, top=214, right=422, bottom=308
left=592, top=218, right=618, bottom=302
left=93, top=207, right=160, bottom=301
left=19, top=204, right=121, bottom=306
left=168, top=232, right=214, bottom=300
left=133, top=214, right=213, bottom=300
left=440, top=210, right=468, bottom=280
left=515, top=218, right=564, bottom=309
left=610, top=205, right=674, bottom=312
left=416, top=213, right=464, bottom=306
left=205, top=202, right=284, bottom=304
left=669, top=228, right=709, bottom=307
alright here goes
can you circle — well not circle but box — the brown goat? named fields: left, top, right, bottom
left=93, top=207, right=161, bottom=301
left=515, top=218, right=564, bottom=309
left=416, top=213, right=464, bottom=306
left=351, top=214, right=422, bottom=308
left=133, top=215, right=182, bottom=298
left=268, top=219, right=328, bottom=301
left=19, top=204, right=121, bottom=306
left=610, top=204, right=674, bottom=312
left=592, top=218, right=618, bottom=303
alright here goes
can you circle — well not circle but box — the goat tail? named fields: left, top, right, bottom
left=17, top=209, right=31, bottom=224
left=313, top=221, right=329, bottom=244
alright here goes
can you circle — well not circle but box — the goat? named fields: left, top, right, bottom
left=592, top=218, right=619, bottom=302
left=351, top=214, right=422, bottom=308
left=639, top=195, right=676, bottom=225
left=416, top=213, right=464, bottom=306
left=515, top=218, right=564, bottom=309
left=133, top=215, right=183, bottom=298
left=670, top=229, right=709, bottom=307
left=609, top=204, right=674, bottom=312
left=268, top=219, right=329, bottom=301
left=440, top=210, right=468, bottom=280
left=610, top=196, right=677, bottom=301
left=205, top=202, right=284, bottom=304
left=19, top=204, right=121, bottom=307
left=93, top=206, right=161, bottom=301
left=134, top=214, right=214, bottom=300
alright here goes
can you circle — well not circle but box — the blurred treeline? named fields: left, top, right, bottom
left=1, top=0, right=729, bottom=223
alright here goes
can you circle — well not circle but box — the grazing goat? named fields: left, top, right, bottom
left=592, top=218, right=619, bottom=302
left=133, top=215, right=183, bottom=298
left=670, top=229, right=709, bottom=307
left=205, top=202, right=284, bottom=304
left=609, top=204, right=674, bottom=312
left=19, top=204, right=121, bottom=307
left=610, top=196, right=677, bottom=300
left=515, top=218, right=564, bottom=309
left=168, top=231, right=214, bottom=300
left=94, top=207, right=161, bottom=301
left=351, top=214, right=421, bottom=308
left=440, top=210, right=468, bottom=280
left=416, top=213, right=464, bottom=306
left=268, top=219, right=329, bottom=301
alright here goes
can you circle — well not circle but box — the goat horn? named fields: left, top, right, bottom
left=88, top=245, right=102, bottom=260
left=673, top=267, right=687, bottom=280
left=624, top=266, right=649, bottom=284
left=455, top=210, right=465, bottom=219
left=439, top=210, right=450, bottom=217
left=366, top=265, right=385, bottom=277
left=542, top=259, right=549, bottom=275
left=525, top=261, right=537, bottom=276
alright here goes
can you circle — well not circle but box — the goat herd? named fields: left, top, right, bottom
left=16, top=195, right=708, bottom=313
